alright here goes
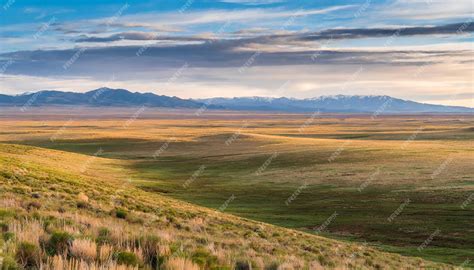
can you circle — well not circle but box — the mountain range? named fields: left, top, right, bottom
left=0, top=88, right=472, bottom=113
left=0, top=88, right=206, bottom=109
left=198, top=95, right=473, bottom=113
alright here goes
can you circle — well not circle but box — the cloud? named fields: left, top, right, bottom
left=74, top=32, right=208, bottom=43
left=380, top=0, right=474, bottom=20
left=99, top=22, right=182, bottom=33
left=1, top=38, right=470, bottom=82
left=68, top=21, right=474, bottom=51
left=2, top=22, right=472, bottom=76
left=108, top=6, right=354, bottom=28
left=298, top=23, right=474, bottom=41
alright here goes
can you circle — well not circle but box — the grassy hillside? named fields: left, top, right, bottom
left=0, top=143, right=452, bottom=269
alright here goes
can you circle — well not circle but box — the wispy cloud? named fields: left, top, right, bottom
left=380, top=0, right=474, bottom=20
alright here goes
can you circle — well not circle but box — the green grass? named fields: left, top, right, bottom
left=133, top=159, right=474, bottom=266
left=19, top=136, right=473, bottom=266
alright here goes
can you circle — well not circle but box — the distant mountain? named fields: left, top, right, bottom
left=0, top=88, right=208, bottom=109
left=197, top=95, right=473, bottom=113
left=0, top=89, right=472, bottom=113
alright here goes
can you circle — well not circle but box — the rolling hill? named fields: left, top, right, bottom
left=0, top=143, right=453, bottom=269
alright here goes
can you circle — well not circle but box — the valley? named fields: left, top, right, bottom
left=1, top=108, right=473, bottom=267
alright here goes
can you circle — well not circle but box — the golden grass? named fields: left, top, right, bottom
left=10, top=219, right=44, bottom=246
left=43, top=255, right=139, bottom=270
left=70, top=238, right=97, bottom=262
left=77, top=192, right=89, bottom=203
left=164, top=257, right=200, bottom=270
left=98, top=244, right=114, bottom=263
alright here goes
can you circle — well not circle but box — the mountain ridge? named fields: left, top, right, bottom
left=0, top=88, right=472, bottom=113
left=197, top=95, right=473, bottom=113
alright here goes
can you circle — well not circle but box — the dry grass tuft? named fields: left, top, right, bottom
left=164, top=257, right=200, bottom=270
left=158, top=245, right=171, bottom=257
left=77, top=192, right=89, bottom=202
left=44, top=255, right=139, bottom=270
left=98, top=244, right=114, bottom=263
left=71, top=238, right=97, bottom=261
left=10, top=219, right=44, bottom=246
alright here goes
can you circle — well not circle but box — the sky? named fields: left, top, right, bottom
left=0, top=0, right=473, bottom=106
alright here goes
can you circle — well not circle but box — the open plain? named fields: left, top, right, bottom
left=1, top=107, right=473, bottom=268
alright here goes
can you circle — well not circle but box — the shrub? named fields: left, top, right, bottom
left=15, top=242, right=40, bottom=268
left=1, top=256, right=20, bottom=270
left=265, top=262, right=279, bottom=270
left=96, top=227, right=111, bottom=245
left=191, top=248, right=218, bottom=268
left=0, top=222, right=8, bottom=232
left=115, top=209, right=127, bottom=219
left=26, top=201, right=41, bottom=211
left=116, top=251, right=139, bottom=266
left=140, top=235, right=161, bottom=267
left=76, top=201, right=89, bottom=209
left=46, top=231, right=74, bottom=256
left=3, top=232, right=15, bottom=241
left=235, top=260, right=251, bottom=270
left=317, top=254, right=336, bottom=267
left=0, top=210, right=15, bottom=219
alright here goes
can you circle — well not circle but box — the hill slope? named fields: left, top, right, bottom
left=0, top=143, right=452, bottom=269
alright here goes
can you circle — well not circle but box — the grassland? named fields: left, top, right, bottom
left=0, top=108, right=473, bottom=268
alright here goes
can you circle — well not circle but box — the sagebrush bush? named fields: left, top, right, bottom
left=140, top=235, right=161, bottom=267
left=265, top=262, right=279, bottom=270
left=235, top=260, right=251, bottom=270
left=115, top=251, right=139, bottom=266
left=25, top=201, right=41, bottom=211
left=191, top=248, right=219, bottom=268
left=115, top=209, right=128, bottom=219
left=0, top=222, right=8, bottom=232
left=1, top=255, right=20, bottom=270
left=15, top=242, right=40, bottom=269
left=96, top=227, right=111, bottom=245
left=3, top=232, right=14, bottom=241
left=76, top=201, right=89, bottom=209
left=45, top=231, right=74, bottom=256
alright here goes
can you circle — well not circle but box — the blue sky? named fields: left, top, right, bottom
left=0, top=0, right=473, bottom=106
